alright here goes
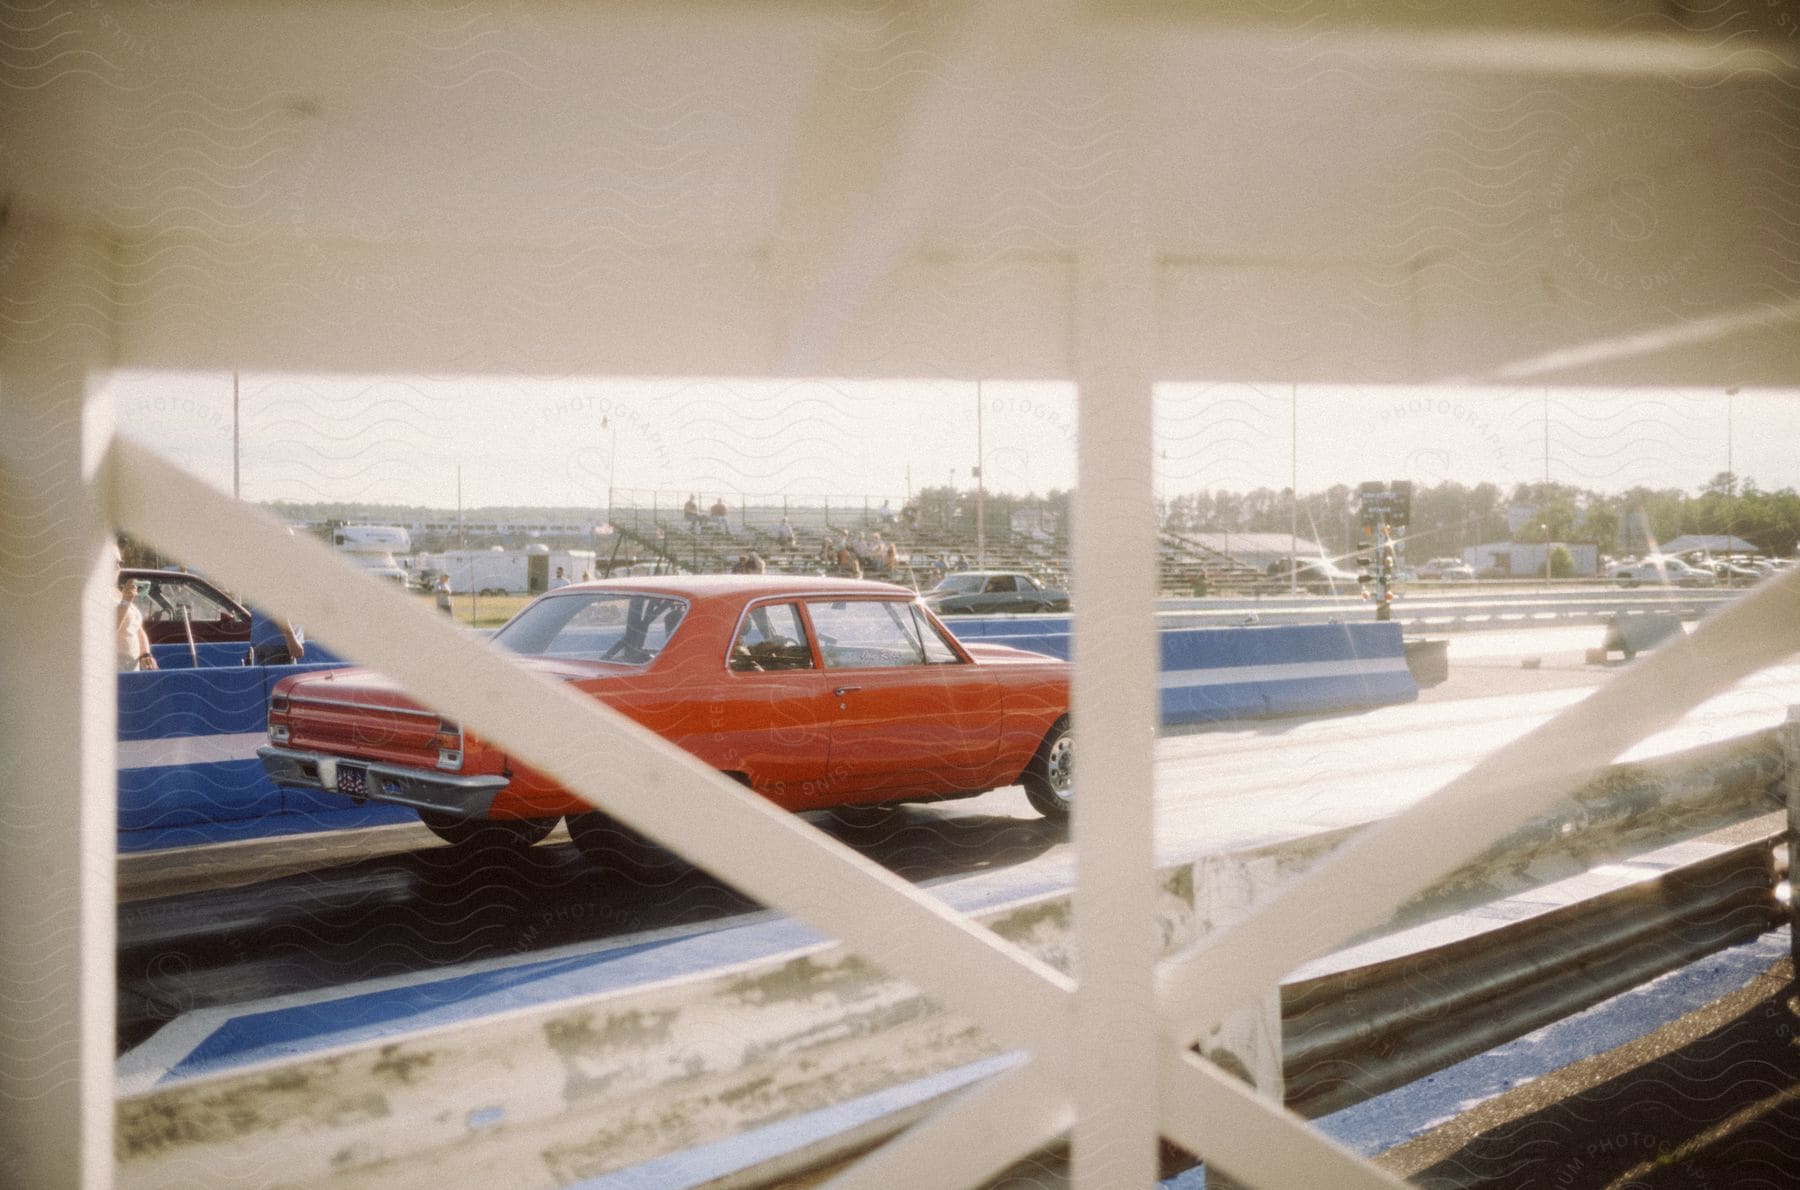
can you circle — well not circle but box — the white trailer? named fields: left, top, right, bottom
left=330, top=524, right=412, bottom=586
left=418, top=547, right=598, bottom=595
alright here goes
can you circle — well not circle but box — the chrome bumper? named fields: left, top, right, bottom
left=257, top=745, right=509, bottom=817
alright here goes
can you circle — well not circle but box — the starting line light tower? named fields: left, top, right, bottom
left=1356, top=480, right=1413, bottom=621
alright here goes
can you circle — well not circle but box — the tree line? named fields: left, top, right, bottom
left=1160, top=473, right=1800, bottom=559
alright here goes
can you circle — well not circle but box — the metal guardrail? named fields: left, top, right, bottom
left=1284, top=835, right=1783, bottom=1119
left=1156, top=588, right=1736, bottom=631
left=115, top=726, right=1794, bottom=1188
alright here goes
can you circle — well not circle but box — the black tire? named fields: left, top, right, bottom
left=1021, top=716, right=1072, bottom=821
left=565, top=811, right=689, bottom=885
left=418, top=809, right=556, bottom=850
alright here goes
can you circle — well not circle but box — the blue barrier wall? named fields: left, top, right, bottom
left=117, top=661, right=410, bottom=852
left=948, top=619, right=1416, bottom=724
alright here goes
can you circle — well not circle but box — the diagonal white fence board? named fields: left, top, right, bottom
left=821, top=1063, right=1071, bottom=1190
left=1158, top=1049, right=1409, bottom=1190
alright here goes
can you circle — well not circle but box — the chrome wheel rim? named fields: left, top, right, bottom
left=1045, top=734, right=1073, bottom=800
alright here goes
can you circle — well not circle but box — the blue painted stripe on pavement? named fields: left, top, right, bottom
left=166, top=938, right=690, bottom=1079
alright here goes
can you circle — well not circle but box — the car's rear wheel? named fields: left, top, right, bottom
left=1022, top=717, right=1072, bottom=821
left=565, top=811, right=689, bottom=884
left=418, top=809, right=556, bottom=850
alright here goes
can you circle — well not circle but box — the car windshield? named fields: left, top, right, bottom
left=492, top=591, right=688, bottom=665
left=934, top=575, right=985, bottom=594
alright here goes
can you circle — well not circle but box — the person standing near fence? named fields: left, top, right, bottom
left=115, top=567, right=157, bottom=671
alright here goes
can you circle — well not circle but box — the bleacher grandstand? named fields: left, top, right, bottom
left=291, top=496, right=1330, bottom=597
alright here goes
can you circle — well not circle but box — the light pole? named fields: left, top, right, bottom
left=1541, top=523, right=1550, bottom=583
left=975, top=381, right=986, bottom=569
left=1726, top=386, right=1738, bottom=569
left=602, top=414, right=618, bottom=526
left=1289, top=382, right=1298, bottom=596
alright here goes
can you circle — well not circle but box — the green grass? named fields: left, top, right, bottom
left=411, top=591, right=534, bottom=628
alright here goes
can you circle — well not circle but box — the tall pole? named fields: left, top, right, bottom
left=604, top=414, right=617, bottom=527
left=232, top=370, right=241, bottom=500
left=975, top=380, right=987, bottom=568
left=1726, top=387, right=1737, bottom=564
left=458, top=465, right=469, bottom=623
left=1289, top=382, right=1298, bottom=596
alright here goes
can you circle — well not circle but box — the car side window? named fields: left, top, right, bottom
left=984, top=576, right=1015, bottom=593
left=145, top=578, right=236, bottom=625
left=910, top=605, right=961, bottom=664
left=807, top=599, right=938, bottom=668
left=730, top=602, right=814, bottom=672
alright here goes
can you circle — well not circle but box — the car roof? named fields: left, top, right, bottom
left=558, top=574, right=918, bottom=601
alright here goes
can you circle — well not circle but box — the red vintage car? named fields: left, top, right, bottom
left=258, top=576, right=1071, bottom=867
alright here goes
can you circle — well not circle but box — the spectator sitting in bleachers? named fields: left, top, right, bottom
left=835, top=539, right=862, bottom=578
left=774, top=516, right=796, bottom=547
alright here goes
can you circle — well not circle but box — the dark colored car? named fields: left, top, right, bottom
left=258, top=576, right=1073, bottom=867
left=120, top=568, right=304, bottom=665
left=921, top=571, right=1070, bottom=615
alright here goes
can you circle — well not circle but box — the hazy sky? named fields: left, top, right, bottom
left=107, top=370, right=1795, bottom=511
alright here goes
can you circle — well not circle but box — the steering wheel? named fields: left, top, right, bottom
left=746, top=636, right=804, bottom=669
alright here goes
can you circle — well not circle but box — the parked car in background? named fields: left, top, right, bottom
left=120, top=568, right=306, bottom=665
left=1608, top=557, right=1715, bottom=588
left=1416, top=556, right=1476, bottom=582
left=1707, top=556, right=1767, bottom=584
left=922, top=571, right=1070, bottom=615
left=1265, top=557, right=1361, bottom=595
left=259, top=576, right=1074, bottom=871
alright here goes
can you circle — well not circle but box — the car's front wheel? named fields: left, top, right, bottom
left=1021, top=717, right=1072, bottom=821
left=566, top=811, right=689, bottom=884
left=418, top=809, right=556, bottom=850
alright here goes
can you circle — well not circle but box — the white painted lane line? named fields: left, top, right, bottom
left=1158, top=657, right=1412, bottom=689
left=118, top=731, right=267, bottom=771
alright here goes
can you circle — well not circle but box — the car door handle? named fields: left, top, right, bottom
left=833, top=685, right=862, bottom=696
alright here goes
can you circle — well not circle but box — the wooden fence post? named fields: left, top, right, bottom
left=1187, top=851, right=1286, bottom=1189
